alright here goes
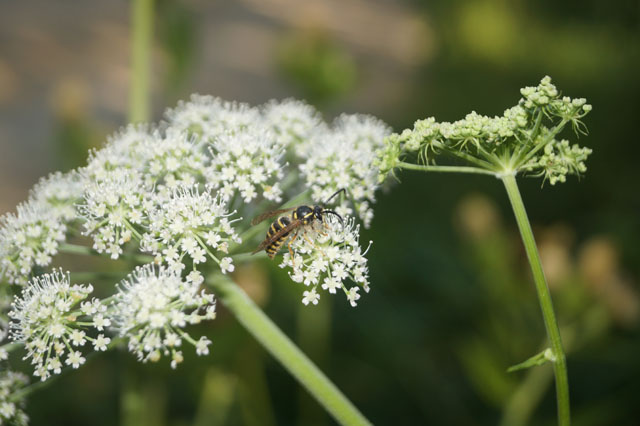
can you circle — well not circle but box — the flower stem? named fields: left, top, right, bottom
left=207, top=275, right=371, bottom=426
left=397, top=161, right=497, bottom=176
left=59, top=243, right=154, bottom=264
left=129, top=0, right=154, bottom=123
left=0, top=342, right=23, bottom=353
left=501, top=174, right=570, bottom=426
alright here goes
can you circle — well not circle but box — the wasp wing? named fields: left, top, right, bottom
left=252, top=219, right=303, bottom=254
left=250, top=207, right=296, bottom=226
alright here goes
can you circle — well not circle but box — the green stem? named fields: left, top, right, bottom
left=59, top=242, right=95, bottom=256
left=297, top=295, right=332, bottom=425
left=516, top=118, right=568, bottom=167
left=0, top=342, right=23, bottom=353
left=207, top=275, right=371, bottom=426
left=501, top=174, right=570, bottom=426
left=432, top=141, right=497, bottom=169
left=232, top=251, right=268, bottom=263
left=129, top=0, right=154, bottom=123
left=70, top=271, right=126, bottom=281
left=397, top=161, right=497, bottom=176
left=59, top=243, right=154, bottom=264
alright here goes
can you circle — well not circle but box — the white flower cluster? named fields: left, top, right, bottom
left=280, top=216, right=371, bottom=307
left=109, top=264, right=215, bottom=368
left=166, top=95, right=261, bottom=141
left=0, top=201, right=66, bottom=285
left=142, top=128, right=207, bottom=197
left=0, top=95, right=385, bottom=386
left=206, top=127, right=284, bottom=204
left=78, top=169, right=152, bottom=259
left=84, top=124, right=155, bottom=182
left=0, top=371, right=29, bottom=426
left=262, top=99, right=326, bottom=156
left=142, top=186, right=241, bottom=276
left=29, top=171, right=85, bottom=222
left=300, top=114, right=391, bottom=228
left=8, top=270, right=110, bottom=381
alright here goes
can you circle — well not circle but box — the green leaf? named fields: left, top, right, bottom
left=507, top=348, right=556, bottom=373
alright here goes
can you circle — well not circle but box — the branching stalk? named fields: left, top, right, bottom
left=502, top=174, right=570, bottom=425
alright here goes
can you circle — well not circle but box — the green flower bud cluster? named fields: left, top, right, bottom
left=524, top=140, right=592, bottom=185
left=376, top=76, right=592, bottom=184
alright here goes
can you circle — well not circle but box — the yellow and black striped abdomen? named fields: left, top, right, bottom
left=265, top=216, right=292, bottom=258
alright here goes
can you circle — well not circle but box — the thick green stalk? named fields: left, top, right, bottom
left=129, top=0, right=154, bottom=123
left=501, top=174, right=570, bottom=425
left=207, top=275, right=371, bottom=426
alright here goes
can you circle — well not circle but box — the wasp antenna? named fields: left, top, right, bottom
left=323, top=188, right=346, bottom=205
left=323, top=210, right=344, bottom=226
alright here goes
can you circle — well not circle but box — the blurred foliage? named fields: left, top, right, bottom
left=156, top=0, right=198, bottom=101
left=276, top=31, right=357, bottom=106
left=11, top=0, right=640, bottom=425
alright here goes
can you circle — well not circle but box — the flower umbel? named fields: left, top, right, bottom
left=377, top=76, right=592, bottom=184
left=8, top=269, right=107, bottom=381
left=280, top=216, right=371, bottom=307
left=0, top=371, right=29, bottom=425
left=142, top=185, right=241, bottom=275
left=0, top=201, right=66, bottom=285
left=29, top=171, right=85, bottom=222
left=78, top=169, right=151, bottom=259
left=300, top=114, right=391, bottom=228
left=206, top=127, right=285, bottom=204
left=262, top=98, right=325, bottom=157
left=109, top=264, right=216, bottom=368
left=166, top=95, right=261, bottom=141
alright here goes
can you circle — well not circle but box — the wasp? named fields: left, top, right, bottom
left=251, top=189, right=345, bottom=259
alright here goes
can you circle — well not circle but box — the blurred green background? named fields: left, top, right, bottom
left=1, top=0, right=638, bottom=425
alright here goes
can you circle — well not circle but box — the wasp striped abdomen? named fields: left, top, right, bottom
left=251, top=189, right=346, bottom=259
left=266, top=216, right=292, bottom=258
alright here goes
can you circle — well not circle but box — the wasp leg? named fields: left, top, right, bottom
left=302, top=230, right=326, bottom=256
left=316, top=222, right=331, bottom=237
left=288, top=231, right=299, bottom=267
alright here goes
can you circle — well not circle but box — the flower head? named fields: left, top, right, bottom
left=109, top=264, right=216, bottom=367
left=8, top=270, right=104, bottom=381
left=206, top=127, right=285, bottom=204
left=166, top=95, right=261, bottom=141
left=141, top=128, right=207, bottom=197
left=142, top=185, right=241, bottom=275
left=29, top=171, right=85, bottom=222
left=300, top=115, right=390, bottom=228
left=524, top=139, right=592, bottom=185
left=78, top=168, right=152, bottom=259
left=262, top=99, right=325, bottom=157
left=280, top=216, right=371, bottom=307
left=0, top=371, right=29, bottom=425
left=377, top=76, right=592, bottom=184
left=0, top=201, right=66, bottom=285
left=84, top=124, right=155, bottom=182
